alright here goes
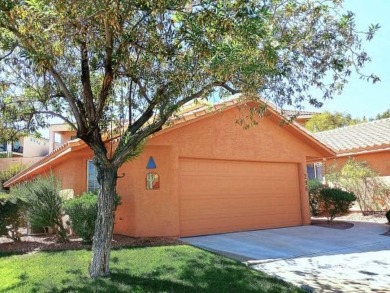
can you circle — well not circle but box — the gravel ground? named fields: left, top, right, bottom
left=311, top=211, right=389, bottom=231
left=336, top=211, right=388, bottom=224
left=0, top=234, right=182, bottom=254
left=311, top=211, right=390, bottom=239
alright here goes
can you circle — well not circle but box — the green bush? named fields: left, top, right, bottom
left=0, top=193, right=26, bottom=241
left=64, top=192, right=121, bottom=244
left=320, top=187, right=356, bottom=223
left=0, top=163, right=26, bottom=190
left=11, top=173, right=67, bottom=242
left=386, top=210, right=390, bottom=223
left=64, top=192, right=97, bottom=244
left=326, top=158, right=389, bottom=214
left=308, top=179, right=324, bottom=216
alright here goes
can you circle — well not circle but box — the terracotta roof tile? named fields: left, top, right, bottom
left=314, top=118, right=390, bottom=154
left=282, top=110, right=319, bottom=119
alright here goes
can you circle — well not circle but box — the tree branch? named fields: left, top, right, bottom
left=112, top=81, right=224, bottom=166
left=34, top=110, right=77, bottom=130
left=80, top=40, right=96, bottom=121
left=129, top=75, right=151, bottom=104
left=48, top=68, right=87, bottom=133
left=94, top=17, right=114, bottom=126
left=0, top=44, right=16, bottom=61
left=220, top=83, right=240, bottom=94
left=3, top=15, right=88, bottom=135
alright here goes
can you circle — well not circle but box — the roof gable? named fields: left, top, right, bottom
left=154, top=95, right=334, bottom=158
left=4, top=95, right=334, bottom=187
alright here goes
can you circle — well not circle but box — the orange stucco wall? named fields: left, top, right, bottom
left=11, top=106, right=329, bottom=237
left=59, top=131, right=77, bottom=144
left=150, top=108, right=323, bottom=161
left=50, top=153, right=90, bottom=195
left=326, top=151, right=390, bottom=177
left=115, top=146, right=177, bottom=237
left=115, top=107, right=320, bottom=237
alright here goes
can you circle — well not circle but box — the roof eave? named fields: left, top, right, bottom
left=335, top=146, right=390, bottom=157
left=3, top=139, right=86, bottom=188
left=266, top=107, right=336, bottom=158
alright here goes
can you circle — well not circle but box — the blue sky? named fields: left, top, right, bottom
left=304, top=0, right=390, bottom=119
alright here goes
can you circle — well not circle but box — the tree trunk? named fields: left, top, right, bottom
left=89, top=165, right=118, bottom=278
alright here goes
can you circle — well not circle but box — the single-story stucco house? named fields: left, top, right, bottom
left=4, top=97, right=334, bottom=238
left=309, top=118, right=390, bottom=184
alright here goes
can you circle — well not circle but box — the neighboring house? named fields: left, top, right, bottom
left=313, top=118, right=390, bottom=184
left=48, top=123, right=77, bottom=153
left=4, top=97, right=334, bottom=238
left=0, top=136, right=49, bottom=172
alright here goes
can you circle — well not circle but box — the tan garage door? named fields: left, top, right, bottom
left=179, top=158, right=302, bottom=237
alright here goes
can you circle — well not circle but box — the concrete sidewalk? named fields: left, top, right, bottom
left=182, top=222, right=390, bottom=292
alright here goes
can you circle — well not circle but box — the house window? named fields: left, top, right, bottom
left=307, top=163, right=323, bottom=182
left=87, top=160, right=99, bottom=193
left=0, top=142, right=7, bottom=152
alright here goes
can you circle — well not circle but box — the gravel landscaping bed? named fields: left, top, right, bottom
left=311, top=219, right=354, bottom=230
left=337, top=211, right=388, bottom=224
left=0, top=234, right=182, bottom=254
left=311, top=211, right=389, bottom=231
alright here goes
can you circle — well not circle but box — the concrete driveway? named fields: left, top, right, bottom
left=182, top=222, right=390, bottom=292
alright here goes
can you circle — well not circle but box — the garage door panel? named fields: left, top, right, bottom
left=180, top=185, right=298, bottom=197
left=181, top=203, right=300, bottom=219
left=180, top=199, right=300, bottom=214
left=181, top=209, right=301, bottom=222
left=179, top=158, right=302, bottom=237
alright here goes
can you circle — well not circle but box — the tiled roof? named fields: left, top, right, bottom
left=166, top=96, right=318, bottom=127
left=281, top=110, right=319, bottom=119
left=164, top=95, right=239, bottom=128
left=314, top=118, right=390, bottom=154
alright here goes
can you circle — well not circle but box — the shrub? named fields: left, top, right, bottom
left=64, top=192, right=121, bottom=244
left=320, top=187, right=356, bottom=223
left=0, top=163, right=26, bottom=190
left=0, top=193, right=26, bottom=241
left=11, top=173, right=68, bottom=242
left=308, top=179, right=324, bottom=216
left=326, top=158, right=390, bottom=214
left=64, top=192, right=97, bottom=244
left=386, top=210, right=390, bottom=223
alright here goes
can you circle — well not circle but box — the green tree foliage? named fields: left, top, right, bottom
left=326, top=158, right=390, bottom=214
left=319, top=187, right=356, bottom=223
left=0, top=0, right=379, bottom=277
left=0, top=193, right=26, bottom=241
left=11, top=173, right=68, bottom=242
left=304, top=111, right=362, bottom=132
left=0, top=163, right=26, bottom=190
left=375, top=109, right=390, bottom=120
